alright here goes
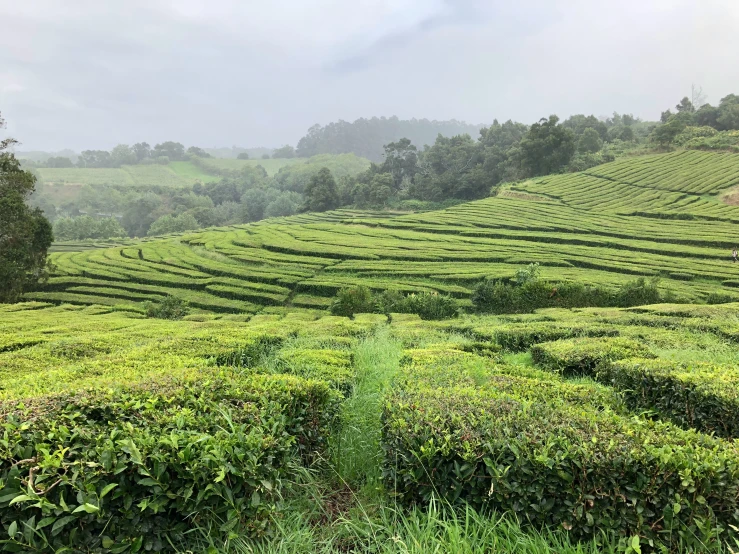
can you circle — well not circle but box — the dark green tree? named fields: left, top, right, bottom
left=518, top=115, right=576, bottom=177
left=237, top=152, right=250, bottom=160
left=577, top=128, right=603, bottom=153
left=675, top=96, right=695, bottom=113
left=132, top=142, right=151, bottom=162
left=153, top=141, right=186, bottom=161
left=380, top=138, right=418, bottom=190
left=272, top=145, right=296, bottom=159
left=303, top=167, right=339, bottom=212
left=0, top=113, right=54, bottom=302
left=186, top=146, right=211, bottom=158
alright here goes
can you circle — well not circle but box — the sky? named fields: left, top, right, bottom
left=1, top=0, right=738, bottom=151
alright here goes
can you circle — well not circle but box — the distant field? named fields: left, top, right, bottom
left=36, top=162, right=221, bottom=187
left=196, top=157, right=304, bottom=176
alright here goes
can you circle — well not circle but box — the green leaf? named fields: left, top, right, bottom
left=72, top=503, right=99, bottom=514
left=51, top=515, right=76, bottom=536
left=102, top=537, right=115, bottom=548
left=36, top=517, right=56, bottom=530
left=630, top=535, right=641, bottom=554
left=131, top=536, right=143, bottom=553
left=8, top=494, right=33, bottom=506
left=673, top=502, right=681, bottom=514
left=7, top=521, right=17, bottom=538
left=99, top=483, right=118, bottom=499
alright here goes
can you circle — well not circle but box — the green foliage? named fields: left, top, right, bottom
left=145, top=295, right=190, bottom=319
left=577, top=128, right=603, bottom=154
left=531, top=337, right=654, bottom=377
left=382, top=354, right=739, bottom=548
left=473, top=271, right=668, bottom=314
left=0, top=115, right=54, bottom=303
left=599, top=359, right=739, bottom=439
left=0, top=372, right=340, bottom=551
left=147, top=212, right=200, bottom=236
left=53, top=215, right=126, bottom=241
left=330, top=286, right=376, bottom=317
left=303, top=167, right=339, bottom=212
left=518, top=115, right=576, bottom=177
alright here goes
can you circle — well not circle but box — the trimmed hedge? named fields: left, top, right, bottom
left=531, top=337, right=654, bottom=377
left=382, top=384, right=739, bottom=548
left=485, top=323, right=619, bottom=352
left=598, top=358, right=739, bottom=439
left=0, top=371, right=341, bottom=552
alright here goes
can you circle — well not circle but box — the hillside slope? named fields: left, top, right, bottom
left=26, top=150, right=739, bottom=312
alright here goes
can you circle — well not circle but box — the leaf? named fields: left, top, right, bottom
left=72, top=503, right=99, bottom=514
left=99, top=483, right=118, bottom=499
left=7, top=521, right=17, bottom=538
left=631, top=535, right=641, bottom=554
left=51, top=515, right=77, bottom=536
left=36, top=517, right=56, bottom=530
left=131, top=536, right=143, bottom=553
left=251, top=490, right=261, bottom=508
left=673, top=502, right=681, bottom=514
left=8, top=494, right=33, bottom=505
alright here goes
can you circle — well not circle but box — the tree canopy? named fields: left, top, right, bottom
left=0, top=112, right=54, bottom=302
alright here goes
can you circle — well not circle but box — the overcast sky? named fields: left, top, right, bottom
left=1, top=0, right=738, bottom=151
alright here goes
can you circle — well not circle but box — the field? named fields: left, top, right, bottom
left=35, top=162, right=221, bottom=187
left=5, top=150, right=739, bottom=551
left=193, top=156, right=305, bottom=176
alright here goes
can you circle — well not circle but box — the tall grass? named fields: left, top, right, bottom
left=330, top=327, right=401, bottom=487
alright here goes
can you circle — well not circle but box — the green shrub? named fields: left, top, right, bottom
left=144, top=295, right=189, bottom=319
left=598, top=358, right=739, bottom=439
left=383, top=385, right=739, bottom=548
left=490, top=324, right=619, bottom=352
left=330, top=286, right=376, bottom=317
left=706, top=292, right=736, bottom=304
left=215, top=335, right=285, bottom=367
left=531, top=337, right=654, bottom=377
left=401, top=292, right=458, bottom=320
left=615, top=277, right=663, bottom=307
left=0, top=372, right=341, bottom=551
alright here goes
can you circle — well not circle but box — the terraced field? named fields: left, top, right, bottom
left=26, top=151, right=739, bottom=312
left=35, top=162, right=224, bottom=187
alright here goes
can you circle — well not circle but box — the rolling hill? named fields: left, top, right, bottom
left=28, top=150, right=739, bottom=312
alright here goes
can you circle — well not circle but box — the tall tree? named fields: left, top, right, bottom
left=380, top=138, right=418, bottom=190
left=518, top=115, right=576, bottom=177
left=303, top=167, right=339, bottom=212
left=0, top=112, right=54, bottom=302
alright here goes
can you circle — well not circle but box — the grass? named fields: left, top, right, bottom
left=196, top=157, right=305, bottom=177
left=36, top=162, right=221, bottom=187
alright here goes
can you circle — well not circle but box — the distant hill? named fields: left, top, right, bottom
left=296, top=116, right=485, bottom=162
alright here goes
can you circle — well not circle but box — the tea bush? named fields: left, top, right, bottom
left=598, top=358, right=739, bottom=439
left=382, top=372, right=739, bottom=548
left=144, top=295, right=189, bottom=320
left=531, top=337, right=654, bottom=377
left=0, top=372, right=341, bottom=551
left=330, top=286, right=376, bottom=317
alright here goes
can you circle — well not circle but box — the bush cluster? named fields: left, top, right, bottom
left=472, top=275, right=668, bottom=314
left=0, top=371, right=341, bottom=551
left=599, top=358, right=739, bottom=439
left=330, top=286, right=458, bottom=320
left=144, top=295, right=189, bottom=319
left=531, top=337, right=654, bottom=377
left=382, top=351, right=739, bottom=548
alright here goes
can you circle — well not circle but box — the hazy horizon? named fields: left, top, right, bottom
left=2, top=0, right=739, bottom=151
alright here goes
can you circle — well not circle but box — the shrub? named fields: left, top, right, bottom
left=530, top=337, right=654, bottom=377
left=615, top=277, right=662, bottom=307
left=400, top=292, right=458, bottom=320
left=330, top=286, right=376, bottom=318
left=706, top=292, right=736, bottom=304
left=598, top=358, right=739, bottom=439
left=513, top=262, right=540, bottom=285
left=383, top=385, right=739, bottom=549
left=145, top=295, right=189, bottom=319
left=0, top=372, right=341, bottom=551
left=491, top=324, right=619, bottom=352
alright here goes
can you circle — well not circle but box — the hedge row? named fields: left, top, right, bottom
left=0, top=371, right=341, bottom=552
left=598, top=358, right=739, bottom=439
left=382, top=350, right=739, bottom=548
left=531, top=337, right=654, bottom=377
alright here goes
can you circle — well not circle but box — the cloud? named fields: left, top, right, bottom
left=1, top=0, right=738, bottom=150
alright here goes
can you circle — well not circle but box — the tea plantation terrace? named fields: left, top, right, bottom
left=26, top=150, right=739, bottom=312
